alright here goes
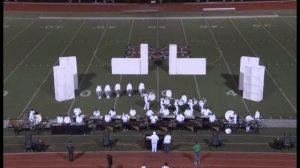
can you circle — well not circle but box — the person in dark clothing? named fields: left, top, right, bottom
left=66, top=141, right=74, bottom=161
left=103, top=128, right=112, bottom=148
left=107, top=154, right=113, bottom=168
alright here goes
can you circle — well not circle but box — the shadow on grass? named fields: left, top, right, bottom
left=220, top=73, right=241, bottom=96
left=76, top=73, right=96, bottom=94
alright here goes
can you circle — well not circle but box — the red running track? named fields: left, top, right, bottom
left=4, top=151, right=296, bottom=168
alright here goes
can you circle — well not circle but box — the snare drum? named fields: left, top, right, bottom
left=225, top=128, right=232, bottom=134
left=148, top=93, right=156, bottom=101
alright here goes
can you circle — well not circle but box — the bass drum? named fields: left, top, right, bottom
left=148, top=93, right=156, bottom=101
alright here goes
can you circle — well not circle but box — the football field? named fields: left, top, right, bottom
left=3, top=10, right=296, bottom=122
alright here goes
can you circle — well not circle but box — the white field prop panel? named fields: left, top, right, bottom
left=59, top=56, right=78, bottom=89
left=169, top=44, right=206, bottom=75
left=239, top=56, right=259, bottom=90
left=53, top=65, right=75, bottom=102
left=239, top=56, right=265, bottom=102
left=111, top=43, right=149, bottom=75
left=140, top=44, right=149, bottom=74
left=168, top=44, right=177, bottom=75
left=242, top=65, right=265, bottom=102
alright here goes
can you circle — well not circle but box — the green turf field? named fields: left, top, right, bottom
left=4, top=10, right=296, bottom=121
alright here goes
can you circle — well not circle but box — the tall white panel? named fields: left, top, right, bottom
left=53, top=66, right=75, bottom=102
left=59, top=56, right=78, bottom=90
left=242, top=65, right=265, bottom=102
left=169, top=44, right=177, bottom=75
left=140, top=44, right=149, bottom=74
left=239, top=56, right=260, bottom=90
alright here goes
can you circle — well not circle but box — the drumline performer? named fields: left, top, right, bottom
left=126, top=83, right=133, bottom=97
left=245, top=114, right=254, bottom=132
left=160, top=98, right=165, bottom=113
left=173, top=99, right=179, bottom=115
left=114, top=83, right=121, bottom=98
left=198, top=98, right=206, bottom=113
left=104, top=84, right=111, bottom=99
left=129, top=107, right=137, bottom=118
left=138, top=82, right=145, bottom=97
left=144, top=93, right=150, bottom=110
left=96, top=84, right=102, bottom=99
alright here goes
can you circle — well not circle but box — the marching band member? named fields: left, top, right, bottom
left=233, top=112, right=237, bottom=124
left=160, top=98, right=165, bottom=113
left=108, top=108, right=116, bottom=117
left=104, top=113, right=111, bottom=123
left=150, top=114, right=159, bottom=124
left=63, top=115, right=71, bottom=124
left=96, top=84, right=102, bottom=99
left=174, top=99, right=179, bottom=115
left=93, top=108, right=101, bottom=117
left=176, top=113, right=185, bottom=123
left=75, top=114, right=83, bottom=124
left=146, top=108, right=154, bottom=117
left=114, top=82, right=121, bottom=98
left=162, top=108, right=170, bottom=117
left=245, top=114, right=254, bottom=132
left=126, top=83, right=133, bottom=96
left=129, top=107, right=137, bottom=117
left=254, top=110, right=261, bottom=120
left=138, top=82, right=145, bottom=97
left=188, top=99, right=194, bottom=112
left=209, top=113, right=216, bottom=123
left=144, top=93, right=150, bottom=110
left=202, top=108, right=212, bottom=117
left=184, top=107, right=193, bottom=118
left=181, top=94, right=187, bottom=104
left=198, top=98, right=206, bottom=113
left=29, top=109, right=36, bottom=124
left=122, top=113, right=130, bottom=131
left=57, top=115, right=64, bottom=124
left=73, top=107, right=81, bottom=117
left=104, top=84, right=111, bottom=99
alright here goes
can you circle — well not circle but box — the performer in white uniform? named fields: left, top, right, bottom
left=104, top=84, right=111, bottom=99
left=76, top=115, right=83, bottom=124
left=63, top=116, right=71, bottom=124
left=174, top=99, right=179, bottom=115
left=146, top=131, right=160, bottom=152
left=202, top=108, right=212, bottom=117
left=209, top=113, right=216, bottom=123
left=144, top=94, right=150, bottom=110
left=245, top=114, right=254, bottom=132
left=29, top=109, right=36, bottom=124
left=188, top=99, right=194, bottom=112
left=181, top=94, right=188, bottom=104
left=162, top=108, right=170, bottom=117
left=198, top=98, right=206, bottom=113
left=138, top=82, right=145, bottom=97
left=126, top=83, right=133, bottom=97
left=160, top=98, right=165, bottom=113
left=73, top=107, right=81, bottom=117
left=149, top=114, right=158, bottom=124
left=104, top=114, right=111, bottom=123
left=114, top=83, right=121, bottom=98
left=108, top=108, right=116, bottom=117
left=96, top=85, right=102, bottom=99
left=254, top=110, right=261, bottom=120
left=184, top=108, right=193, bottom=118
left=57, top=115, right=63, bottom=124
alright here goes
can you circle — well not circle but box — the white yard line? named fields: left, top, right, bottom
left=4, top=18, right=38, bottom=47
left=67, top=20, right=111, bottom=115
left=229, top=19, right=296, bottom=113
left=255, top=18, right=296, bottom=61
left=39, top=15, right=279, bottom=20
left=278, top=16, right=296, bottom=31
left=156, top=19, right=160, bottom=112
left=4, top=26, right=56, bottom=82
left=205, top=19, right=250, bottom=113
left=18, top=21, right=86, bottom=119
left=113, top=20, right=134, bottom=110
left=181, top=19, right=201, bottom=99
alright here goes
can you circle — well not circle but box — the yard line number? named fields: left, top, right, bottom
left=148, top=25, right=166, bottom=29
left=252, top=24, right=277, bottom=28
left=41, top=25, right=64, bottom=29
left=199, top=25, right=223, bottom=29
